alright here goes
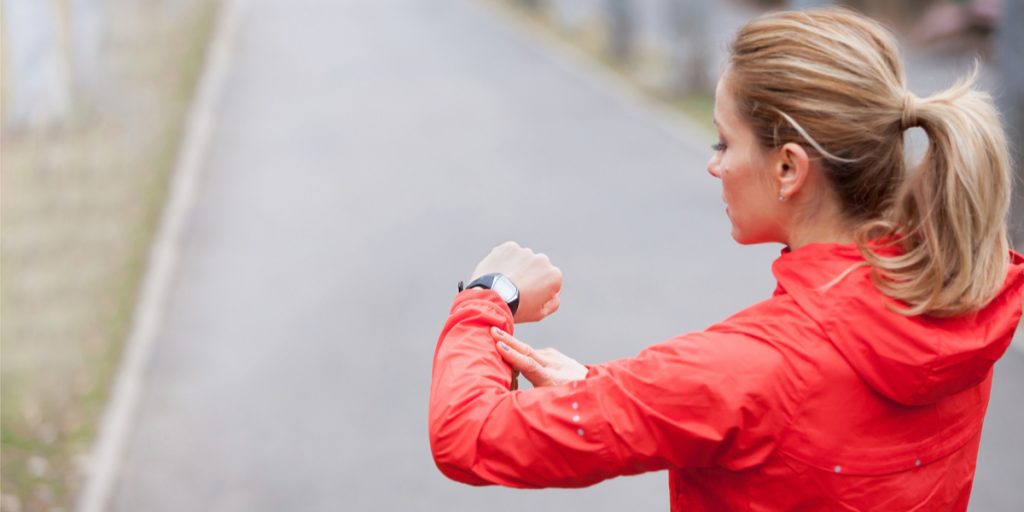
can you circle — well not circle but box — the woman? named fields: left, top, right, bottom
left=428, top=8, right=1023, bottom=510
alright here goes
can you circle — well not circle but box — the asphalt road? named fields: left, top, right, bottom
left=108, top=0, right=1023, bottom=510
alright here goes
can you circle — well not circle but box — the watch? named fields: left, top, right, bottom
left=459, top=273, right=520, bottom=315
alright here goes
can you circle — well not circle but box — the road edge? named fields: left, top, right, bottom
left=465, top=0, right=714, bottom=157
left=73, top=1, right=244, bottom=510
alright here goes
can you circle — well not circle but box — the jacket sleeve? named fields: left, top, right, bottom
left=428, top=290, right=790, bottom=488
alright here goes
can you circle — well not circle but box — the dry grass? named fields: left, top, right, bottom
left=485, top=0, right=716, bottom=134
left=1, top=1, right=217, bottom=510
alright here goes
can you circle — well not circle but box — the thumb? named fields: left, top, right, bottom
left=541, top=292, right=561, bottom=316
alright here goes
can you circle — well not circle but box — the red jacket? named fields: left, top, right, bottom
left=429, top=243, right=1024, bottom=510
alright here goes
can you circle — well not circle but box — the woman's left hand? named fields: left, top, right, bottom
left=469, top=241, right=562, bottom=324
left=491, top=327, right=588, bottom=388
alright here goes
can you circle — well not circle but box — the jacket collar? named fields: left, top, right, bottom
left=771, top=242, right=1024, bottom=405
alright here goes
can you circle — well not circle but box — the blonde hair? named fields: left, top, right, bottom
left=728, top=8, right=1013, bottom=317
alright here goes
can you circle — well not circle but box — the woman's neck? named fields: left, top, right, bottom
left=784, top=207, right=856, bottom=251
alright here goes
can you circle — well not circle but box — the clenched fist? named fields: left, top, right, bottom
left=470, top=241, right=562, bottom=323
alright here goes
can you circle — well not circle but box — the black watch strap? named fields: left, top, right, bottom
left=458, top=273, right=520, bottom=315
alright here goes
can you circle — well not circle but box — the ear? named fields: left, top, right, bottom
left=774, top=142, right=811, bottom=201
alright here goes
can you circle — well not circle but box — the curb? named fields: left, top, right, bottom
left=73, top=1, right=244, bottom=510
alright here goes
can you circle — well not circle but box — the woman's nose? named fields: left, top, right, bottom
left=707, top=156, right=721, bottom=179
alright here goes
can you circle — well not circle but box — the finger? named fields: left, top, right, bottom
left=535, top=347, right=558, bottom=360
left=547, top=266, right=563, bottom=291
left=496, top=340, right=543, bottom=377
left=491, top=328, right=549, bottom=365
left=541, top=293, right=561, bottom=316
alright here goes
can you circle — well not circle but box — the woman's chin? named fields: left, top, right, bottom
left=730, top=225, right=762, bottom=245
left=731, top=233, right=752, bottom=245
left=730, top=227, right=749, bottom=245
left=731, top=228, right=779, bottom=246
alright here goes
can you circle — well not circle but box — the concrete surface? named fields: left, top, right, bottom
left=107, top=0, right=1023, bottom=510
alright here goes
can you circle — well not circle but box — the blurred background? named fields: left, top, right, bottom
left=1, top=0, right=1021, bottom=511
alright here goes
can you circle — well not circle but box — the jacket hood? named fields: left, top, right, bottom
left=772, top=242, right=1024, bottom=406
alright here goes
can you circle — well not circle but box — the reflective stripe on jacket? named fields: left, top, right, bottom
left=428, top=243, right=1024, bottom=510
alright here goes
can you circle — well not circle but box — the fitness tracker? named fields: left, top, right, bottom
left=459, top=273, right=520, bottom=315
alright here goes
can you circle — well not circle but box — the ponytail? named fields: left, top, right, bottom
left=857, top=66, right=1013, bottom=317
left=729, top=9, right=1014, bottom=317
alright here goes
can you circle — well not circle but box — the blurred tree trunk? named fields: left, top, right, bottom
left=2, top=0, right=71, bottom=130
left=789, top=0, right=832, bottom=9
left=997, top=0, right=1024, bottom=249
left=549, top=0, right=587, bottom=32
left=666, top=0, right=709, bottom=97
left=514, top=0, right=544, bottom=10
left=604, top=0, right=634, bottom=65
left=69, top=0, right=105, bottom=102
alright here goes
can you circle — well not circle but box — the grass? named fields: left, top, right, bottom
left=669, top=93, right=716, bottom=133
left=483, top=0, right=717, bottom=135
left=0, top=1, right=219, bottom=510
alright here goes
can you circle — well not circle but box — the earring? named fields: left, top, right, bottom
left=778, top=195, right=786, bottom=202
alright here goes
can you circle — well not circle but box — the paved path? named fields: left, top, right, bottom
left=108, top=0, right=1022, bottom=510
left=973, top=349, right=1024, bottom=512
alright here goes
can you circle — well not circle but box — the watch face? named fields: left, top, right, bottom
left=492, top=275, right=518, bottom=302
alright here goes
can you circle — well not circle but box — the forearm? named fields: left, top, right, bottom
left=428, top=289, right=515, bottom=484
left=427, top=290, right=617, bottom=488
left=430, top=242, right=625, bottom=487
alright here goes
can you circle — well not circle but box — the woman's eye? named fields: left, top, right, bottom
left=711, top=142, right=727, bottom=152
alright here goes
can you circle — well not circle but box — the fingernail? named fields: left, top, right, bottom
left=498, top=341, right=511, bottom=351
left=492, top=327, right=505, bottom=337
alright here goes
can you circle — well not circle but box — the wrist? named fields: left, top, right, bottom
left=460, top=273, right=520, bottom=316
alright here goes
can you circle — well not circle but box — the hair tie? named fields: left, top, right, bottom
left=900, top=92, right=919, bottom=130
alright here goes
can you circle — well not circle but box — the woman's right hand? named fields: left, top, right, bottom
left=491, top=328, right=588, bottom=388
